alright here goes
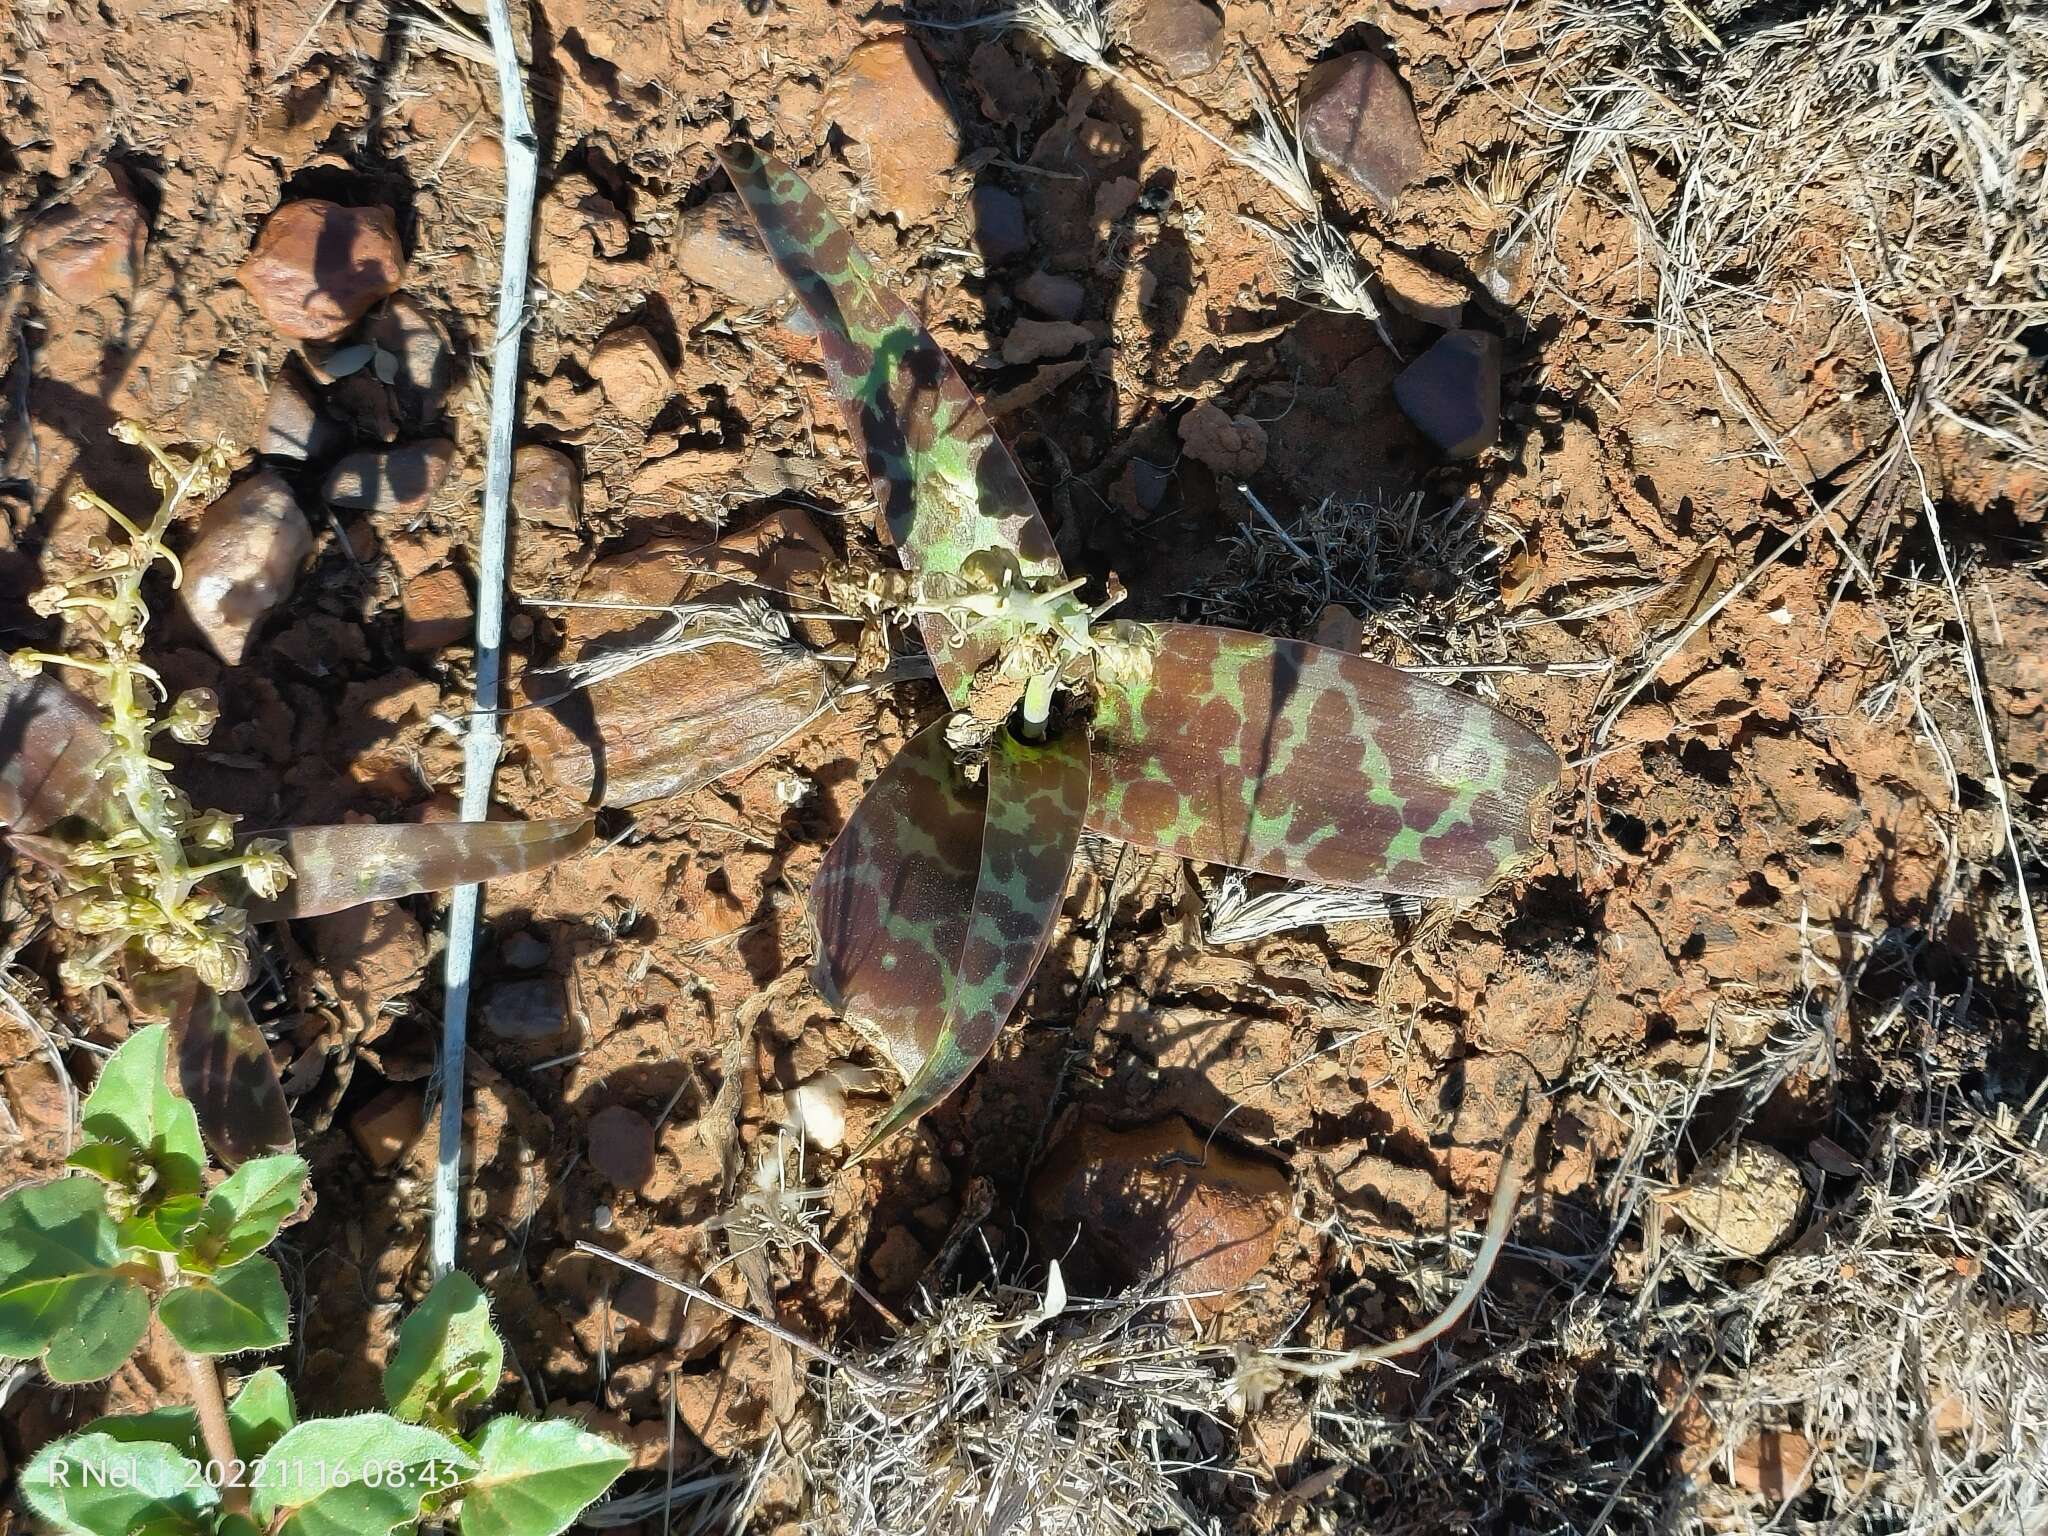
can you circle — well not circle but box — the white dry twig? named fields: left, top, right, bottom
left=430, top=0, right=539, bottom=1277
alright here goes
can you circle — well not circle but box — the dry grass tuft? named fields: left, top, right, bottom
left=1498, top=0, right=2048, bottom=484
left=802, top=1283, right=1242, bottom=1536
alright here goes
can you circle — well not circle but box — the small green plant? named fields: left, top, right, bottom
left=0, top=424, right=592, bottom=1164
left=2, top=1024, right=627, bottom=1535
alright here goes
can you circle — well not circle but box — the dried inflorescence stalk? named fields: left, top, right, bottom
left=10, top=425, right=293, bottom=992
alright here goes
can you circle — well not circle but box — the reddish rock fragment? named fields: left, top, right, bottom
left=259, top=359, right=339, bottom=462
left=1027, top=1114, right=1289, bottom=1319
left=511, top=444, right=582, bottom=531
left=586, top=326, right=670, bottom=422
left=821, top=34, right=962, bottom=223
left=180, top=470, right=315, bottom=664
left=1125, top=0, right=1226, bottom=78
left=25, top=168, right=147, bottom=305
left=238, top=200, right=405, bottom=341
left=349, top=1084, right=425, bottom=1171
left=1394, top=329, right=1501, bottom=458
left=1002, top=319, right=1092, bottom=365
left=674, top=191, right=789, bottom=310
left=1299, top=53, right=1428, bottom=211
left=402, top=566, right=471, bottom=653
left=1177, top=401, right=1268, bottom=475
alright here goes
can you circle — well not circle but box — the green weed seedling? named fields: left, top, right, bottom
left=2, top=1033, right=627, bottom=1534
left=0, top=425, right=592, bottom=1165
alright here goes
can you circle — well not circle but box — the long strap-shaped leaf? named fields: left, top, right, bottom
left=852, top=720, right=1090, bottom=1158
left=716, top=142, right=1065, bottom=707
left=0, top=660, right=114, bottom=834
left=811, top=718, right=984, bottom=1087
left=244, top=817, right=595, bottom=920
left=134, top=971, right=294, bottom=1167
left=1089, top=625, right=1559, bottom=901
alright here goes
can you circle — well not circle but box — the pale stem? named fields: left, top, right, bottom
left=158, top=1254, right=249, bottom=1514
left=1020, top=671, right=1055, bottom=737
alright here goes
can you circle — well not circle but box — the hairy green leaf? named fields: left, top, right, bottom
left=384, top=1270, right=503, bottom=1427
left=0, top=1178, right=151, bottom=1382
left=78, top=1024, right=205, bottom=1201
left=245, top=817, right=596, bottom=921
left=717, top=143, right=1064, bottom=708
left=187, top=1153, right=307, bottom=1270
left=1089, top=625, right=1560, bottom=899
left=458, top=1417, right=629, bottom=1536
left=228, top=1366, right=297, bottom=1461
left=89, top=1408, right=202, bottom=1457
left=157, top=1254, right=290, bottom=1355
left=252, top=1414, right=474, bottom=1536
left=20, top=1432, right=216, bottom=1536
left=856, top=720, right=1091, bottom=1155
left=119, top=1194, right=203, bottom=1255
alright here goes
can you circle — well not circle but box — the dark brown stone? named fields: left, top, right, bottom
left=1394, top=329, right=1502, bottom=458
left=1124, top=0, right=1225, bottom=78
left=1298, top=52, right=1428, bottom=211
left=24, top=168, right=147, bottom=305
left=324, top=438, right=458, bottom=515
left=587, top=1106, right=658, bottom=1190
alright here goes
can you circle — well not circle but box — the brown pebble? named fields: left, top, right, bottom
left=511, top=444, right=582, bottom=531
left=348, top=1084, right=425, bottom=1172
left=1299, top=53, right=1429, bottom=212
left=238, top=199, right=406, bottom=341
left=821, top=34, right=963, bottom=222
left=402, top=566, right=471, bottom=653
left=587, top=1105, right=658, bottom=1190
left=180, top=470, right=314, bottom=664
left=24, top=168, right=147, bottom=305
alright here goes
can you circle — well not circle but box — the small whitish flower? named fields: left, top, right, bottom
left=6, top=650, right=43, bottom=678
left=51, top=892, right=128, bottom=933
left=177, top=890, right=226, bottom=924
left=58, top=952, right=111, bottom=990
left=191, top=931, right=250, bottom=992
left=110, top=420, right=145, bottom=446
left=187, top=811, right=237, bottom=850
left=145, top=928, right=207, bottom=969
left=240, top=839, right=295, bottom=900
left=1092, top=621, right=1158, bottom=686
left=27, top=584, right=68, bottom=617
left=164, top=688, right=220, bottom=745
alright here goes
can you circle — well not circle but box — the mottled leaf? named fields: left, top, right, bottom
left=811, top=719, right=984, bottom=1086
left=228, top=1367, right=297, bottom=1461
left=137, top=973, right=293, bottom=1169
left=384, top=1270, right=503, bottom=1427
left=252, top=1415, right=473, bottom=1536
left=157, top=1254, right=290, bottom=1355
left=856, top=720, right=1090, bottom=1154
left=245, top=816, right=596, bottom=921
left=21, top=1433, right=217, bottom=1536
left=458, top=1417, right=630, bottom=1536
left=0, top=1178, right=152, bottom=1383
left=77, top=1024, right=206, bottom=1202
left=0, top=657, right=113, bottom=834
left=1089, top=625, right=1559, bottom=901
left=717, top=143, right=1064, bottom=705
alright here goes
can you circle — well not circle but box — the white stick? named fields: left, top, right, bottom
left=432, top=0, right=537, bottom=1277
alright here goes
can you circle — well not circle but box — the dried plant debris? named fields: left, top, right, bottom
left=803, top=1280, right=1242, bottom=1536
left=1506, top=0, right=2048, bottom=486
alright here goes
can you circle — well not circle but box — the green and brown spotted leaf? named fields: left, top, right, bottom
left=244, top=817, right=596, bottom=921
left=716, top=142, right=1064, bottom=707
left=812, top=720, right=985, bottom=1086
left=135, top=973, right=293, bottom=1167
left=853, top=719, right=1090, bottom=1158
left=1089, top=626, right=1559, bottom=901
left=0, top=659, right=113, bottom=836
